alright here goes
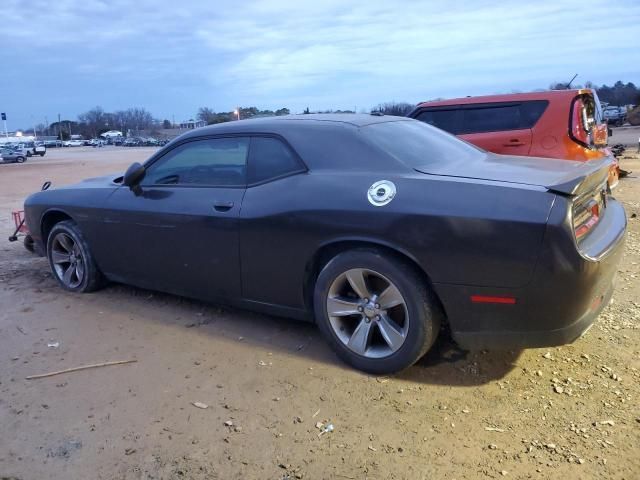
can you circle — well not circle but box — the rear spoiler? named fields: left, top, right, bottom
left=546, top=157, right=612, bottom=197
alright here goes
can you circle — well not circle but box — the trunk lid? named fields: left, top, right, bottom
left=414, top=152, right=611, bottom=196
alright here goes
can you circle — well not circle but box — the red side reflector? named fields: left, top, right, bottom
left=471, top=295, right=516, bottom=304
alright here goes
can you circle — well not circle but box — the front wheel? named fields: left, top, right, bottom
left=46, top=220, right=104, bottom=292
left=314, top=249, right=442, bottom=374
left=16, top=156, right=26, bottom=163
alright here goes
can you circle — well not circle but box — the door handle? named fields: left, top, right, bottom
left=213, top=201, right=234, bottom=212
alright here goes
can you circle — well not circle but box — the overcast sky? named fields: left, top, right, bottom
left=2, top=0, right=639, bottom=129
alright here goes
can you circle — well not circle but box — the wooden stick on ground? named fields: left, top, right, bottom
left=25, top=359, right=137, bottom=380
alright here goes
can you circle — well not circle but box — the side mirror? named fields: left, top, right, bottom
left=123, top=162, right=146, bottom=195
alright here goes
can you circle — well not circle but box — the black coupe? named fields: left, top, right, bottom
left=23, top=115, right=626, bottom=373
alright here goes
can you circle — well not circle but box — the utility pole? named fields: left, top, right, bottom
left=58, top=113, right=61, bottom=140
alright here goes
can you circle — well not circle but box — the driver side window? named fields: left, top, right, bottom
left=143, top=137, right=249, bottom=187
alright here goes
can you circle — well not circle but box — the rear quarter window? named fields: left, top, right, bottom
left=361, top=120, right=483, bottom=169
left=248, top=136, right=305, bottom=184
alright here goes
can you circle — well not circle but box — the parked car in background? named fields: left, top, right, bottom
left=63, top=140, right=84, bottom=147
left=23, top=115, right=626, bottom=373
left=43, top=139, right=63, bottom=148
left=0, top=147, right=27, bottom=163
left=123, top=138, right=142, bottom=147
left=7, top=144, right=31, bottom=158
left=409, top=89, right=619, bottom=188
left=18, top=141, right=46, bottom=157
left=602, top=105, right=627, bottom=126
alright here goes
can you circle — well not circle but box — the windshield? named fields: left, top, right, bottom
left=360, top=119, right=484, bottom=169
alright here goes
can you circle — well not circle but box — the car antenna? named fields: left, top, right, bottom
left=565, top=73, right=578, bottom=89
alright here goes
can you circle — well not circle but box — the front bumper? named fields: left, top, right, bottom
left=434, top=196, right=626, bottom=350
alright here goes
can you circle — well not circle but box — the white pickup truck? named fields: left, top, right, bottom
left=20, top=141, right=46, bottom=157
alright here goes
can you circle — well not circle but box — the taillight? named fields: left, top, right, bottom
left=573, top=189, right=606, bottom=241
left=571, top=98, right=592, bottom=146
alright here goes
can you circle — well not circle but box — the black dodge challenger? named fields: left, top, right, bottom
left=23, top=114, right=626, bottom=373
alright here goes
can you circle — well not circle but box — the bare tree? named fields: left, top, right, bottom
left=78, top=106, right=107, bottom=138
left=197, top=107, right=217, bottom=124
left=372, top=102, right=415, bottom=116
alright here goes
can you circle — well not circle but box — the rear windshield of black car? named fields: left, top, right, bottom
left=360, top=120, right=483, bottom=169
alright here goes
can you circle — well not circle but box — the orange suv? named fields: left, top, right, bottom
left=409, top=89, right=619, bottom=187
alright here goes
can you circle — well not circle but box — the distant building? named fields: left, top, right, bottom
left=179, top=119, right=206, bottom=129
left=0, top=135, right=35, bottom=144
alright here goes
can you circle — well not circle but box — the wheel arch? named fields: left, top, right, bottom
left=41, top=209, right=75, bottom=243
left=303, top=238, right=447, bottom=322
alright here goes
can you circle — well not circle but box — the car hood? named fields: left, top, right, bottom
left=414, top=153, right=611, bottom=196
left=52, top=173, right=122, bottom=190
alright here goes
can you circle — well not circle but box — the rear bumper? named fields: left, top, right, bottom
left=435, top=196, right=626, bottom=350
left=452, top=275, right=614, bottom=350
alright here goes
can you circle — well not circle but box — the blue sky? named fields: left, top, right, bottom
left=2, top=0, right=639, bottom=129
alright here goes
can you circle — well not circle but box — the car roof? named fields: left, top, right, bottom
left=416, top=88, right=594, bottom=107
left=180, top=114, right=411, bottom=139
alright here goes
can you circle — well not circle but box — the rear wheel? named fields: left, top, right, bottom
left=16, top=156, right=26, bottom=163
left=314, top=249, right=441, bottom=374
left=46, top=220, right=104, bottom=292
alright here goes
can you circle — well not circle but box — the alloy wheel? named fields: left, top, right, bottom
left=326, top=268, right=409, bottom=358
left=50, top=232, right=85, bottom=289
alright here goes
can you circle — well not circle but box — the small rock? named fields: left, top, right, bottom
left=294, top=416, right=303, bottom=424
left=489, top=444, right=498, bottom=450
left=315, top=421, right=324, bottom=430
left=599, top=420, right=615, bottom=426
left=542, top=352, right=552, bottom=359
left=124, top=448, right=136, bottom=455
left=536, top=370, right=543, bottom=376
left=545, top=443, right=556, bottom=450
left=554, top=386, right=564, bottom=394
left=224, top=420, right=233, bottom=427
left=192, top=402, right=208, bottom=409
left=501, top=470, right=508, bottom=476
left=578, top=458, right=585, bottom=464
left=234, top=426, right=242, bottom=433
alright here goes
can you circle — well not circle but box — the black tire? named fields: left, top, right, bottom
left=16, top=156, right=26, bottom=163
left=313, top=248, right=442, bottom=374
left=46, top=220, right=104, bottom=293
left=40, top=153, right=45, bottom=157
left=24, top=235, right=35, bottom=253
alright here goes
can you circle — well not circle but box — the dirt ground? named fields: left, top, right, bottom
left=0, top=146, right=638, bottom=480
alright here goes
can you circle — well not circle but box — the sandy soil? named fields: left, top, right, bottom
left=609, top=125, right=640, bottom=148
left=0, top=146, right=639, bottom=480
